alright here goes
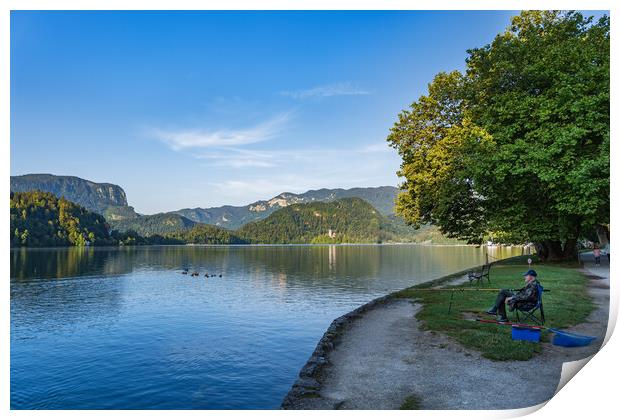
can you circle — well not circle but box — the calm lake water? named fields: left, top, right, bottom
left=11, top=244, right=523, bottom=409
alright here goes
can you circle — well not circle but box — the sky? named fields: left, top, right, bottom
left=11, top=10, right=534, bottom=214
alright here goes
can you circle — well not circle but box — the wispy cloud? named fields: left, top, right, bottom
left=359, top=142, right=392, bottom=153
left=199, top=148, right=323, bottom=169
left=207, top=160, right=399, bottom=205
left=196, top=149, right=279, bottom=168
left=280, top=82, right=370, bottom=99
left=195, top=143, right=393, bottom=169
left=209, top=172, right=376, bottom=203
left=150, top=113, right=289, bottom=151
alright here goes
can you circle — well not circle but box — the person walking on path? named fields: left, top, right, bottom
left=593, top=245, right=602, bottom=266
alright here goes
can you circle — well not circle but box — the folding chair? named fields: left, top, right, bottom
left=514, top=283, right=546, bottom=325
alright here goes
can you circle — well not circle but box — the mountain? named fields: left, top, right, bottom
left=10, top=174, right=458, bottom=244
left=11, top=191, right=462, bottom=246
left=10, top=190, right=114, bottom=247
left=110, top=197, right=454, bottom=244
left=237, top=197, right=398, bottom=244
left=10, top=175, right=399, bottom=231
left=10, top=174, right=138, bottom=221
left=108, top=213, right=198, bottom=237
left=174, top=186, right=400, bottom=230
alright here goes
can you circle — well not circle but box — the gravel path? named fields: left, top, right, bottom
left=284, top=253, right=609, bottom=409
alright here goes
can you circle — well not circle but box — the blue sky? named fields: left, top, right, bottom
left=10, top=10, right=547, bottom=213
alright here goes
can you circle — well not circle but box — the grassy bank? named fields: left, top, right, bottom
left=393, top=256, right=594, bottom=361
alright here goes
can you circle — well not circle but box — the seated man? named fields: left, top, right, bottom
left=486, top=269, right=540, bottom=322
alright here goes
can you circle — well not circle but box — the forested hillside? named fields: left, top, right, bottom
left=237, top=198, right=394, bottom=244
left=10, top=191, right=114, bottom=247
left=167, top=224, right=248, bottom=244
left=108, top=213, right=198, bottom=237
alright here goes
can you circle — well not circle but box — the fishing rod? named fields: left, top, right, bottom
left=412, top=288, right=551, bottom=292
left=409, top=287, right=551, bottom=314
left=413, top=288, right=508, bottom=292
left=474, top=318, right=544, bottom=329
left=410, top=288, right=508, bottom=314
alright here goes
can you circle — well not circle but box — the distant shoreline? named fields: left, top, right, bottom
left=9, top=242, right=526, bottom=251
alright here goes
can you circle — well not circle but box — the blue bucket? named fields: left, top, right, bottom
left=512, top=326, right=541, bottom=343
left=550, top=329, right=596, bottom=347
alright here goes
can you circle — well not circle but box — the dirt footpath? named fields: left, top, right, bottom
left=282, top=253, right=609, bottom=410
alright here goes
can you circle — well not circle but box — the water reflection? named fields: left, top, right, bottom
left=11, top=244, right=524, bottom=283
left=11, top=244, right=524, bottom=409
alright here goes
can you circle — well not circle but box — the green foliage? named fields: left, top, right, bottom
left=400, top=394, right=422, bottom=410
left=10, top=191, right=114, bottom=247
left=393, top=259, right=593, bottom=360
left=109, top=213, right=199, bottom=236
left=388, top=11, right=609, bottom=260
left=166, top=224, right=248, bottom=244
left=387, top=71, right=489, bottom=241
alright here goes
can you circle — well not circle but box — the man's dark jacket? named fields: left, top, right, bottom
left=508, top=280, right=540, bottom=311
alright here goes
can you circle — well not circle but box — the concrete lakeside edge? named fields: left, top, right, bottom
left=280, top=257, right=525, bottom=409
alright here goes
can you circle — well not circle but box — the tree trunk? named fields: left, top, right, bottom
left=536, top=237, right=580, bottom=262
left=562, top=237, right=579, bottom=261
left=544, top=240, right=564, bottom=261
left=535, top=242, right=549, bottom=261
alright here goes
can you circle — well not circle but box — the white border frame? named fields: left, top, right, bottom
left=2, top=2, right=616, bottom=419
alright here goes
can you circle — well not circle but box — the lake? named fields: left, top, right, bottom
left=10, top=244, right=524, bottom=409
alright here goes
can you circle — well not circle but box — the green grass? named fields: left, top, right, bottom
left=392, top=256, right=594, bottom=361
left=400, top=394, right=422, bottom=410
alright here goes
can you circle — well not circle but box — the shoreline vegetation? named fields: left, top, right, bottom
left=10, top=242, right=524, bottom=251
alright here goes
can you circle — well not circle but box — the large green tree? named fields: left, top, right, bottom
left=388, top=11, right=609, bottom=261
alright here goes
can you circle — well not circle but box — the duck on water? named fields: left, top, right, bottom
left=180, top=269, right=222, bottom=278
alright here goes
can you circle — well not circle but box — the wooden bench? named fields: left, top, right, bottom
left=468, top=263, right=492, bottom=286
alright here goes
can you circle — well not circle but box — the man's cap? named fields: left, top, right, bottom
left=523, top=269, right=538, bottom=277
